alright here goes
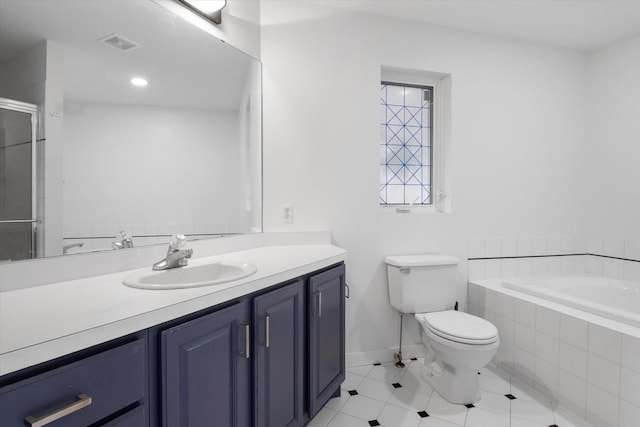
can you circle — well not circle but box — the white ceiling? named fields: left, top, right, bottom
left=276, top=0, right=640, bottom=51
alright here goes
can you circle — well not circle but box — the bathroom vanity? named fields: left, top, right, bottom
left=0, top=244, right=346, bottom=426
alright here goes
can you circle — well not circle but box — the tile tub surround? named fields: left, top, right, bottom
left=467, top=279, right=640, bottom=427
left=309, top=360, right=599, bottom=427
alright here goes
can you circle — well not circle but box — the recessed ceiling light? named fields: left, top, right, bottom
left=130, top=77, right=148, bottom=87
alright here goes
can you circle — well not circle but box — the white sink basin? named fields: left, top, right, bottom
left=123, top=260, right=257, bottom=290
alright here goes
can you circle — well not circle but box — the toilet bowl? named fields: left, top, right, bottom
left=415, top=310, right=499, bottom=404
left=385, top=254, right=500, bottom=404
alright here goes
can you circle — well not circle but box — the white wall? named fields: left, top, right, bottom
left=587, top=34, right=640, bottom=246
left=261, top=3, right=589, bottom=362
left=62, top=103, right=243, bottom=239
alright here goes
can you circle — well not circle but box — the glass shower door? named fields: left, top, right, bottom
left=0, top=98, right=38, bottom=262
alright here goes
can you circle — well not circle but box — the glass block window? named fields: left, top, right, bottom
left=380, top=82, right=433, bottom=205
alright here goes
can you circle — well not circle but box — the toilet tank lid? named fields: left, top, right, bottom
left=385, top=254, right=459, bottom=267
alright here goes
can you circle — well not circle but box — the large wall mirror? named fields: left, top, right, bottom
left=0, top=0, right=262, bottom=262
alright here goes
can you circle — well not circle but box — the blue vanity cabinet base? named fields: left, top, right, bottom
left=161, top=300, right=251, bottom=427
left=0, top=337, right=147, bottom=427
left=254, top=279, right=306, bottom=427
left=308, top=264, right=346, bottom=418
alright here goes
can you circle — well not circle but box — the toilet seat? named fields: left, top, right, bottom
left=416, top=311, right=498, bottom=345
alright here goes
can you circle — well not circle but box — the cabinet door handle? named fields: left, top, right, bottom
left=265, top=315, right=270, bottom=348
left=317, top=292, right=323, bottom=317
left=241, top=323, right=250, bottom=359
left=25, top=394, right=92, bottom=427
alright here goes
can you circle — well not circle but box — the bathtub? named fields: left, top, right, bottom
left=502, top=274, right=640, bottom=327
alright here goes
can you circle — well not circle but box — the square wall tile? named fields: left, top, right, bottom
left=587, top=255, right=604, bottom=275
left=485, top=237, right=502, bottom=258
left=624, top=239, right=640, bottom=261
left=536, top=306, right=560, bottom=338
left=588, top=236, right=604, bottom=255
left=558, top=369, right=587, bottom=410
left=620, top=366, right=640, bottom=407
left=495, top=314, right=515, bottom=344
left=547, top=257, right=562, bottom=275
left=517, top=237, right=534, bottom=257
left=587, top=353, right=620, bottom=396
left=485, top=259, right=502, bottom=279
left=531, top=257, right=548, bottom=276
left=621, top=334, right=640, bottom=373
left=516, top=258, right=533, bottom=277
left=547, top=236, right=562, bottom=255
left=535, top=332, right=559, bottom=365
left=561, top=256, right=576, bottom=274
left=603, top=237, right=625, bottom=258
left=467, top=260, right=486, bottom=282
left=513, top=348, right=535, bottom=386
left=532, top=236, right=547, bottom=256
left=586, top=384, right=618, bottom=427
left=603, top=258, right=624, bottom=279
left=575, top=255, right=588, bottom=273
left=514, top=323, right=535, bottom=354
left=495, top=292, right=515, bottom=320
left=619, top=399, right=640, bottom=427
left=501, top=258, right=517, bottom=277
left=589, top=323, right=621, bottom=363
left=561, top=235, right=576, bottom=254
left=501, top=237, right=518, bottom=257
left=559, top=342, right=587, bottom=379
left=534, top=357, right=559, bottom=399
left=623, top=261, right=640, bottom=282
left=514, top=299, right=536, bottom=328
left=560, top=314, right=588, bottom=351
left=468, top=239, right=486, bottom=258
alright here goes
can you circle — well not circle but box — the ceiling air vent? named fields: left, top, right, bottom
left=99, top=34, right=141, bottom=52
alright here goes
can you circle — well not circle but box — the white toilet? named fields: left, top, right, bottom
left=385, top=254, right=499, bottom=404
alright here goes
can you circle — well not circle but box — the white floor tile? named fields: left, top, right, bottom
left=367, top=363, right=407, bottom=384
left=473, top=390, right=510, bottom=414
left=377, top=403, right=423, bottom=427
left=326, top=412, right=371, bottom=427
left=419, top=416, right=463, bottom=427
left=465, top=407, right=509, bottom=427
left=348, top=364, right=375, bottom=377
left=324, top=393, right=350, bottom=411
left=341, top=372, right=366, bottom=391
left=307, top=407, right=338, bottom=427
left=554, top=406, right=597, bottom=427
left=356, top=377, right=396, bottom=402
left=425, top=394, right=468, bottom=426
left=339, top=394, right=385, bottom=421
left=510, top=398, right=555, bottom=425
left=478, top=372, right=511, bottom=395
left=386, top=386, right=432, bottom=412
left=509, top=416, right=549, bottom=427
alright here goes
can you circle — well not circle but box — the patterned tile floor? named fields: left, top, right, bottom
left=309, top=359, right=595, bottom=427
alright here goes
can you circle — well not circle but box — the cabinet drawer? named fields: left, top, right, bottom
left=102, top=405, right=146, bottom=426
left=0, top=338, right=146, bottom=426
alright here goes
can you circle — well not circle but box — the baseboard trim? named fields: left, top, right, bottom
left=346, top=344, right=424, bottom=368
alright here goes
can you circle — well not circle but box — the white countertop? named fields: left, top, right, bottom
left=0, top=244, right=347, bottom=376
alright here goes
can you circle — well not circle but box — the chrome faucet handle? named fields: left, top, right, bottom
left=168, top=234, right=187, bottom=252
left=112, top=230, right=133, bottom=249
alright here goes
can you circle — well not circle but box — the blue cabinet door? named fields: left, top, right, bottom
left=253, top=280, right=305, bottom=427
left=308, top=264, right=346, bottom=417
left=161, top=301, right=250, bottom=427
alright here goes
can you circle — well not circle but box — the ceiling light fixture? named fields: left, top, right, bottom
left=175, top=0, right=227, bottom=25
left=130, top=77, right=148, bottom=87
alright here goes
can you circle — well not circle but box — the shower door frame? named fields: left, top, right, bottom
left=0, top=97, right=39, bottom=260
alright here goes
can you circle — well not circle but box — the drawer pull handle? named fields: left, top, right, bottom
left=243, top=323, right=250, bottom=359
left=25, top=394, right=92, bottom=427
left=265, top=315, right=270, bottom=348
left=317, top=292, right=323, bottom=317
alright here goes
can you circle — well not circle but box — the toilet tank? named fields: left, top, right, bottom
left=385, top=254, right=459, bottom=314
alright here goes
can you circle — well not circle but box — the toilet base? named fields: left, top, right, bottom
left=421, top=361, right=481, bottom=404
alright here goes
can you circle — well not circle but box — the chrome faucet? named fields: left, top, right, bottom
left=153, top=234, right=193, bottom=271
left=112, top=230, right=134, bottom=249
